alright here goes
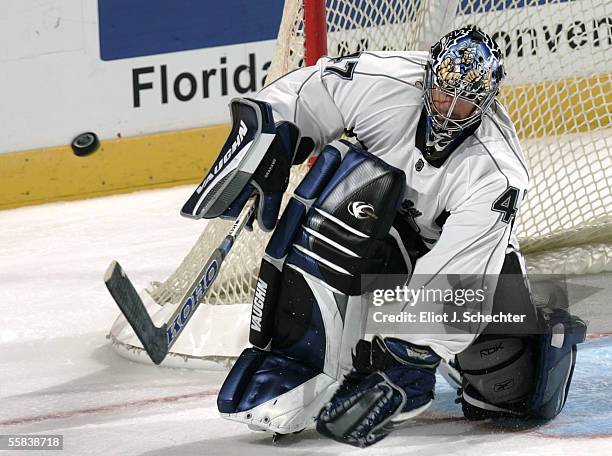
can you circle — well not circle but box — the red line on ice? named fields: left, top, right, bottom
left=586, top=333, right=611, bottom=340
left=0, top=389, right=219, bottom=426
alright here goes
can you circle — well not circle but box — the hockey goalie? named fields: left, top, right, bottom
left=183, top=26, right=586, bottom=447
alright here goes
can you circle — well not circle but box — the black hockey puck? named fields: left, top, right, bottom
left=71, top=132, right=100, bottom=156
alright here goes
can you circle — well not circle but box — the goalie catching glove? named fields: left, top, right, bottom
left=317, top=336, right=440, bottom=447
left=181, top=98, right=302, bottom=231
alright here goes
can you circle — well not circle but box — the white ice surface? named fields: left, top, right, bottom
left=1, top=186, right=611, bottom=455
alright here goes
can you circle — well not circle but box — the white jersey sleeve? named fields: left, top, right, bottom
left=256, top=51, right=428, bottom=155
left=257, top=65, right=345, bottom=153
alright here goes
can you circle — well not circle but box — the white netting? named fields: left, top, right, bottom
left=148, top=0, right=611, bottom=310
left=148, top=164, right=309, bottom=306
left=456, top=0, right=612, bottom=275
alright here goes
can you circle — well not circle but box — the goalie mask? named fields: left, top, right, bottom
left=423, top=26, right=506, bottom=160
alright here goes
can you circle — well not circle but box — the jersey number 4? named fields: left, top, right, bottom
left=323, top=55, right=360, bottom=80
left=492, top=187, right=520, bottom=224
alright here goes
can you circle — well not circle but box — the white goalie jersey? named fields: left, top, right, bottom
left=256, top=51, right=530, bottom=359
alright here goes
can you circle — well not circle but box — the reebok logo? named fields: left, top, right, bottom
left=196, top=120, right=249, bottom=194
left=480, top=342, right=504, bottom=358
left=348, top=201, right=378, bottom=220
left=250, top=278, right=268, bottom=332
left=493, top=378, right=515, bottom=392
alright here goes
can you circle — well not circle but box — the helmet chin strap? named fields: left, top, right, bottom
left=426, top=89, right=484, bottom=160
left=423, top=111, right=482, bottom=165
left=426, top=116, right=456, bottom=155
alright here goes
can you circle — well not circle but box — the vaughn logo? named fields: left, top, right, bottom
left=196, top=120, right=249, bottom=194
left=348, top=201, right=378, bottom=220
left=250, top=278, right=268, bottom=332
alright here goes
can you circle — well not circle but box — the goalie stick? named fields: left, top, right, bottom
left=104, top=198, right=257, bottom=365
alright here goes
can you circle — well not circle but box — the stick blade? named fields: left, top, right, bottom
left=104, top=261, right=168, bottom=365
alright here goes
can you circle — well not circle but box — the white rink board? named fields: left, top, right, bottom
left=2, top=1, right=609, bottom=155
left=0, top=0, right=276, bottom=154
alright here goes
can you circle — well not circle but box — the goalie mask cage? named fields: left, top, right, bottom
left=111, top=0, right=611, bottom=366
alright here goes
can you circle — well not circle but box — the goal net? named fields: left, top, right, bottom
left=110, top=0, right=611, bottom=367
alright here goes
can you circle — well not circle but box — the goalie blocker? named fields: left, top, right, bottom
left=217, top=141, right=410, bottom=434
left=181, top=98, right=312, bottom=231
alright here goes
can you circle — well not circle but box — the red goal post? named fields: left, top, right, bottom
left=304, top=0, right=327, bottom=65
